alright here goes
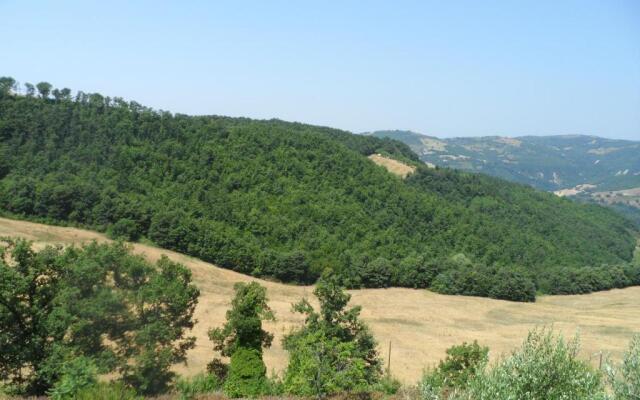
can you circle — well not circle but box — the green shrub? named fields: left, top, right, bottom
left=437, top=341, right=488, bottom=388
left=607, top=334, right=640, bottom=400
left=419, top=341, right=488, bottom=399
left=176, top=373, right=222, bottom=400
left=463, top=328, right=606, bottom=400
left=223, top=347, right=268, bottom=398
left=283, top=331, right=369, bottom=396
left=48, top=357, right=98, bottom=400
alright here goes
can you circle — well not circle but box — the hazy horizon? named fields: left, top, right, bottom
left=2, top=1, right=639, bottom=140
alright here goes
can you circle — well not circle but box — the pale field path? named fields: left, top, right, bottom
left=1, top=217, right=639, bottom=383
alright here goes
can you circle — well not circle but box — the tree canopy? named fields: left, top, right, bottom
left=0, top=78, right=638, bottom=300
left=0, top=239, right=199, bottom=396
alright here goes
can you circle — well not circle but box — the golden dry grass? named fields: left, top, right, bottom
left=1, top=217, right=639, bottom=383
left=368, top=154, right=416, bottom=178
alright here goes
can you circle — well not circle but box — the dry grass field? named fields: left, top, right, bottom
left=1, top=217, right=639, bottom=383
left=368, top=154, right=416, bottom=178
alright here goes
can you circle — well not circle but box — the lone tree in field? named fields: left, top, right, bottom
left=0, top=239, right=199, bottom=396
left=283, top=269, right=382, bottom=396
left=208, top=281, right=275, bottom=398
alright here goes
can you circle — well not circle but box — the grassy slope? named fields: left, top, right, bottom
left=3, top=217, right=638, bottom=383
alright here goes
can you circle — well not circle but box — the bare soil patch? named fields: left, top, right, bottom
left=368, top=154, right=416, bottom=178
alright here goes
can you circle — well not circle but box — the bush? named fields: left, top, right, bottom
left=607, top=334, right=640, bottom=400
left=462, top=328, right=606, bottom=400
left=223, top=347, right=268, bottom=398
left=283, top=331, right=369, bottom=396
left=48, top=357, right=98, bottom=400
left=176, top=373, right=222, bottom=400
left=437, top=341, right=488, bottom=388
left=419, top=341, right=488, bottom=399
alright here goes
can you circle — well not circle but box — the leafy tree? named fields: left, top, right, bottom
left=0, top=76, right=15, bottom=96
left=24, top=82, right=35, bottom=97
left=36, top=81, right=52, bottom=98
left=208, top=282, right=274, bottom=397
left=0, top=239, right=199, bottom=396
left=283, top=270, right=382, bottom=396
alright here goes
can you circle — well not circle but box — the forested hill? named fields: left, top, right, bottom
left=0, top=82, right=638, bottom=301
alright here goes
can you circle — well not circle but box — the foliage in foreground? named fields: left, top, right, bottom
left=607, top=334, right=640, bottom=400
left=421, top=328, right=609, bottom=400
left=283, top=270, right=382, bottom=396
left=0, top=239, right=199, bottom=396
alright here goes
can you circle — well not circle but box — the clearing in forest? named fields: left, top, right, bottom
left=368, top=153, right=416, bottom=178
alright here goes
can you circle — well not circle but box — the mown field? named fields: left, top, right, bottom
left=1, top=216, right=638, bottom=383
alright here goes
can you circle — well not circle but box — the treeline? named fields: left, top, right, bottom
left=0, top=78, right=638, bottom=301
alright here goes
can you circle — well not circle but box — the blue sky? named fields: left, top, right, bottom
left=2, top=0, right=639, bottom=139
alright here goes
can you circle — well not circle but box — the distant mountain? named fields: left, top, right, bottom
left=365, top=131, right=640, bottom=225
left=365, top=131, right=640, bottom=190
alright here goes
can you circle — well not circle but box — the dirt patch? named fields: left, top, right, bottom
left=1, top=217, right=639, bottom=383
left=368, top=154, right=416, bottom=178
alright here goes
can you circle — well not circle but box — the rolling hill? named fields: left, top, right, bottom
left=366, top=130, right=640, bottom=225
left=0, top=86, right=638, bottom=300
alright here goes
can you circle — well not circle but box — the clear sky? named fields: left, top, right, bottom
left=2, top=0, right=639, bottom=140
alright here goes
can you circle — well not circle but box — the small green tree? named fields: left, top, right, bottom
left=463, top=328, right=606, bottom=400
left=283, top=269, right=382, bottom=396
left=208, top=282, right=274, bottom=398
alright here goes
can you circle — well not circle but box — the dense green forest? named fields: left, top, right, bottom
left=0, top=79, right=638, bottom=300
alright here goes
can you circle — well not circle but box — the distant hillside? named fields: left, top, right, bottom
left=0, top=85, right=638, bottom=300
left=366, top=130, right=640, bottom=224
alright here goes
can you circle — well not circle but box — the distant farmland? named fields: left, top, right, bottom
left=1, top=216, right=638, bottom=383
